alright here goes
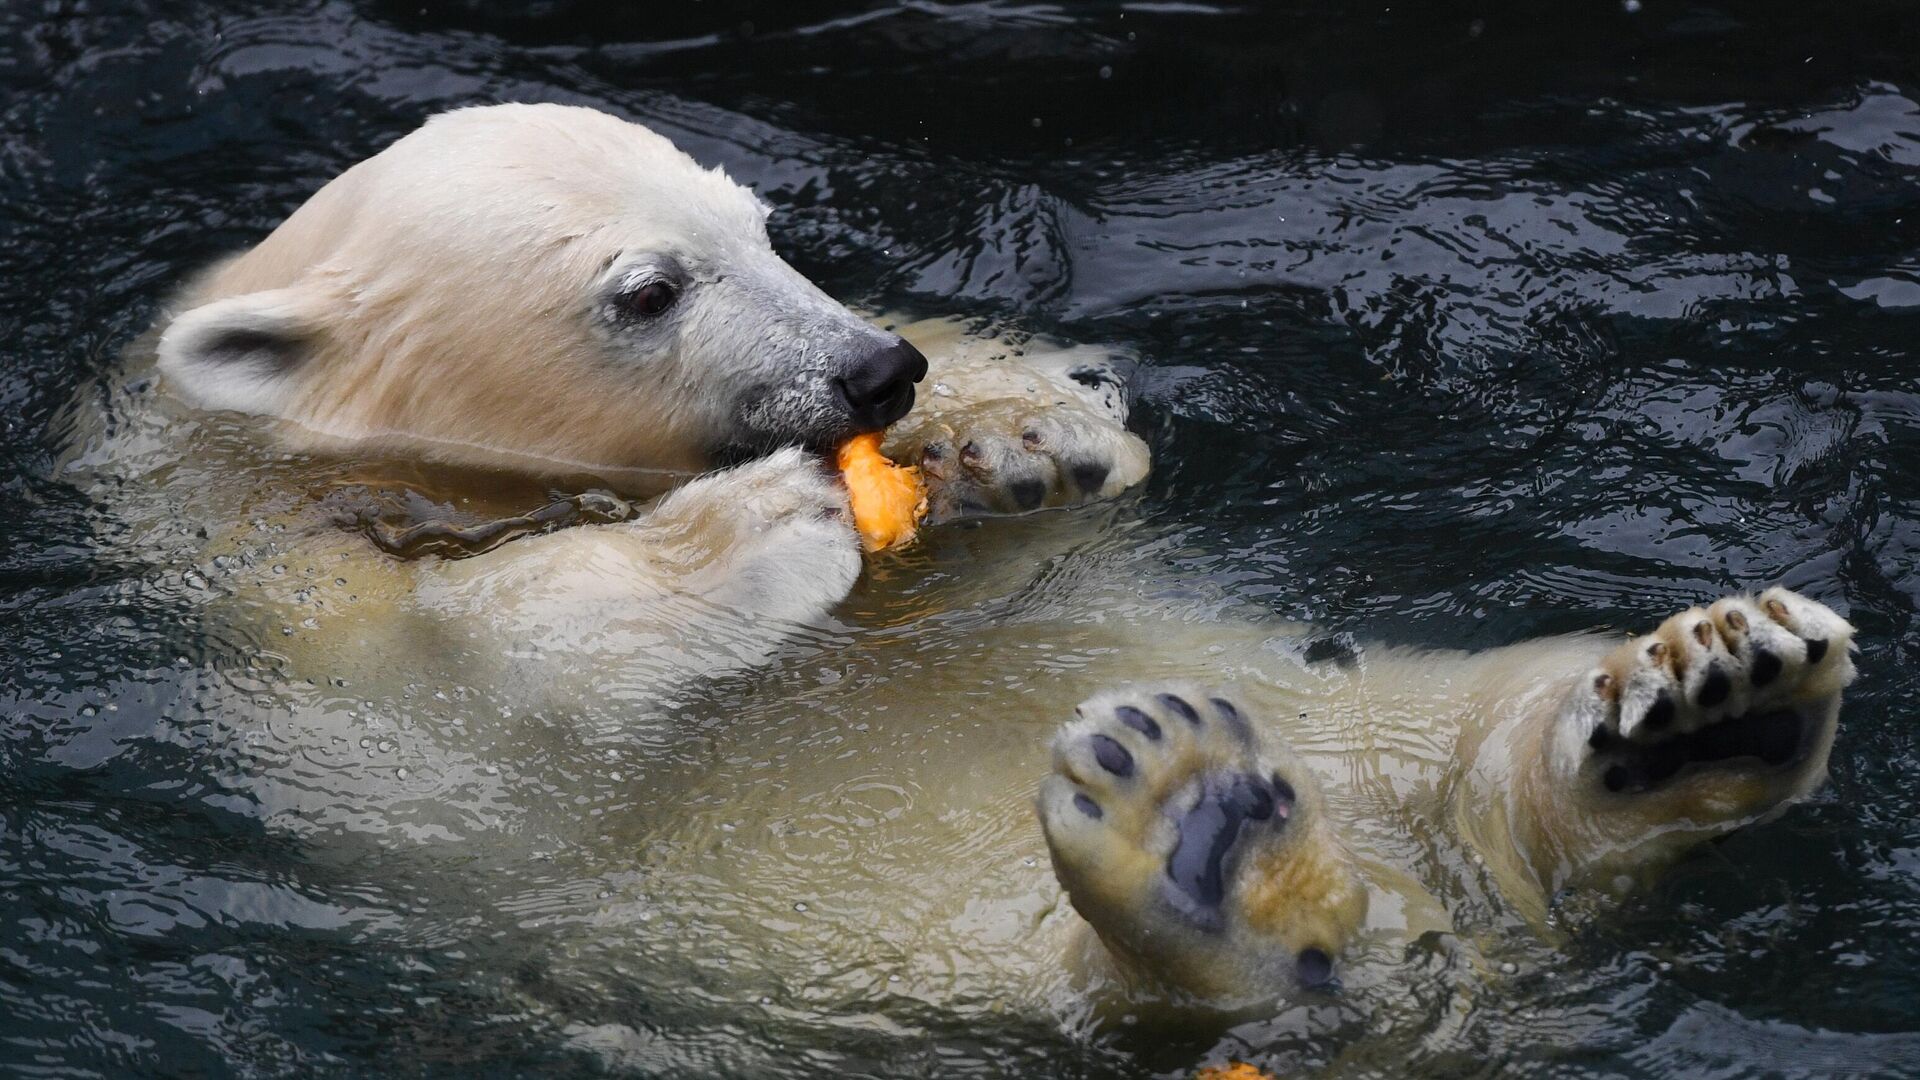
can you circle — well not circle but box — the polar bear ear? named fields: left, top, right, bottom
left=156, top=287, right=328, bottom=416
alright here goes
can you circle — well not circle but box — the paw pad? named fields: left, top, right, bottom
left=1038, top=685, right=1365, bottom=996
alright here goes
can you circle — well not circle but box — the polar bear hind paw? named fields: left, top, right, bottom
left=1562, top=587, right=1856, bottom=795
left=1037, top=687, right=1366, bottom=1000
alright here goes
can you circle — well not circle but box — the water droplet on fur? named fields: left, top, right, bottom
left=793, top=902, right=808, bottom=912
left=1500, top=962, right=1518, bottom=974
left=396, top=767, right=409, bottom=780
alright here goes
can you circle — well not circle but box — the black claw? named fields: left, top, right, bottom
left=1804, top=638, right=1829, bottom=664
left=1073, top=793, right=1103, bottom=819
left=1090, top=734, right=1134, bottom=777
left=1155, top=693, right=1200, bottom=725
left=1752, top=649, right=1783, bottom=687
left=1698, top=666, right=1731, bottom=708
left=1271, top=773, right=1296, bottom=807
left=1009, top=478, right=1046, bottom=511
left=1116, top=705, right=1162, bottom=741
left=1296, top=948, right=1334, bottom=989
left=1643, top=692, right=1676, bottom=731
left=1210, top=697, right=1253, bottom=742
left=1070, top=461, right=1111, bottom=494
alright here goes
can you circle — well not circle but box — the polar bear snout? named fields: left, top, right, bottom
left=832, top=335, right=927, bottom=431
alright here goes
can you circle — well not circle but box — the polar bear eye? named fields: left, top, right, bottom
left=621, top=280, right=678, bottom=319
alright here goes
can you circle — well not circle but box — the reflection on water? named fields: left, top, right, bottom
left=7, top=2, right=1920, bottom=1077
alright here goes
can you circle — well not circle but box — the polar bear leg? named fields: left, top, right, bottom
left=1505, top=587, right=1859, bottom=901
left=415, top=448, right=861, bottom=704
left=1036, top=686, right=1367, bottom=1001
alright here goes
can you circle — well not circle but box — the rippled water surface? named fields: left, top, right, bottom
left=8, top=2, right=1920, bottom=1077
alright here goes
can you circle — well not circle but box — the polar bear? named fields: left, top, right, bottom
left=63, top=101, right=1864, bottom=1061
left=120, top=102, right=1148, bottom=704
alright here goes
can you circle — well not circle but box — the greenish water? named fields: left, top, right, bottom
left=5, top=2, right=1920, bottom=1076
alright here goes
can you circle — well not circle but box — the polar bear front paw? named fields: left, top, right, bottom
left=909, top=399, right=1151, bottom=519
left=1037, top=687, right=1366, bottom=1000
left=1558, top=587, right=1856, bottom=796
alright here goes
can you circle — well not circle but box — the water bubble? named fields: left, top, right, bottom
left=396, top=767, right=409, bottom=780
left=793, top=901, right=808, bottom=912
left=1622, top=0, right=1641, bottom=10
left=1098, top=65, right=1113, bottom=79
left=1500, top=962, right=1518, bottom=974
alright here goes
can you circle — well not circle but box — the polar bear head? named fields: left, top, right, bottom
left=157, top=103, right=926, bottom=480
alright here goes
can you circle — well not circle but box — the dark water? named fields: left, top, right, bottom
left=6, top=1, right=1920, bottom=1076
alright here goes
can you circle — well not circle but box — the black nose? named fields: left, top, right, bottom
left=834, top=336, right=927, bottom=431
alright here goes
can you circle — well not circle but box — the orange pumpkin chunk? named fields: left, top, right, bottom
left=836, top=431, right=928, bottom=552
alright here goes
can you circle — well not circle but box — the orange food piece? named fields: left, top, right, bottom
left=1194, top=1065, right=1276, bottom=1080
left=836, top=431, right=928, bottom=552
